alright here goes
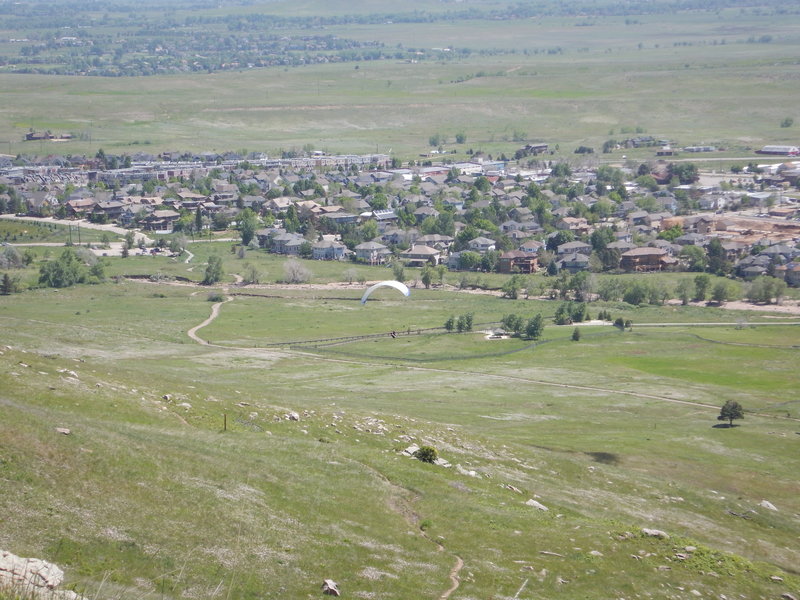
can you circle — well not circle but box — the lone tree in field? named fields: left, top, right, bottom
left=203, top=255, right=224, bottom=285
left=718, top=400, right=744, bottom=427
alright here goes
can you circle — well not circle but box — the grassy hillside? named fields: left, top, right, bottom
left=1, top=272, right=798, bottom=599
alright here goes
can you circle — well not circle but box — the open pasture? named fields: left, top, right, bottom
left=2, top=6, right=800, bottom=157
left=1, top=277, right=799, bottom=599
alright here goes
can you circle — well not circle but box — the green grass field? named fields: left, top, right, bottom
left=1, top=263, right=798, bottom=599
left=2, top=8, right=799, bottom=158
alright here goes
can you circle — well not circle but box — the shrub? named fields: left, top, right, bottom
left=207, top=292, right=225, bottom=302
left=413, top=446, right=438, bottom=463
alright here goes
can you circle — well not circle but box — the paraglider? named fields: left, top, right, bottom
left=360, top=280, right=410, bottom=304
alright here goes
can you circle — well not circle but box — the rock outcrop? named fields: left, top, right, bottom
left=0, top=550, right=85, bottom=600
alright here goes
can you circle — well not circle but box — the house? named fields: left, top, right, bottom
left=628, top=211, right=651, bottom=226
left=65, top=198, right=97, bottom=218
left=265, top=196, right=294, bottom=214
left=271, top=232, right=306, bottom=254
left=776, top=262, right=800, bottom=287
left=321, top=212, right=359, bottom=227
left=413, top=206, right=439, bottom=223
left=556, top=240, right=591, bottom=256
left=518, top=239, right=545, bottom=254
left=381, top=227, right=416, bottom=247
left=255, top=227, right=285, bottom=248
left=557, top=252, right=590, bottom=273
left=498, top=250, right=538, bottom=274
left=675, top=233, right=707, bottom=246
left=467, top=236, right=496, bottom=253
left=312, top=240, right=348, bottom=261
left=416, top=234, right=454, bottom=250
left=399, top=244, right=441, bottom=266
left=619, top=247, right=671, bottom=272
left=555, top=216, right=590, bottom=234
left=142, top=209, right=180, bottom=233
left=91, top=200, right=125, bottom=221
left=354, top=241, right=391, bottom=264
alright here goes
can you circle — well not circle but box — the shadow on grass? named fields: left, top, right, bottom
left=585, top=451, right=620, bottom=465
left=712, top=423, right=739, bottom=428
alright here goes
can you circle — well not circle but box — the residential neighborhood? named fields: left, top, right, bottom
left=2, top=148, right=800, bottom=288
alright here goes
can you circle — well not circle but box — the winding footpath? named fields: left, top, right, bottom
left=439, top=554, right=464, bottom=600
left=186, top=297, right=232, bottom=345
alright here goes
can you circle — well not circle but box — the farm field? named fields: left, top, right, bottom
left=1, top=264, right=799, bottom=599
left=1, top=6, right=800, bottom=158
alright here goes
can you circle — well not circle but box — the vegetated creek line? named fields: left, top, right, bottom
left=187, top=297, right=800, bottom=422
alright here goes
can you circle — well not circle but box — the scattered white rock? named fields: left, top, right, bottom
left=502, top=484, right=523, bottom=494
left=54, top=428, right=71, bottom=435
left=642, top=528, right=670, bottom=540
left=525, top=499, right=549, bottom=511
left=690, top=590, right=701, bottom=597
left=0, top=549, right=86, bottom=599
left=401, top=444, right=420, bottom=457
left=321, top=579, right=340, bottom=596
left=455, top=464, right=480, bottom=478
left=177, top=402, right=192, bottom=410
left=759, top=500, right=778, bottom=511
left=285, top=411, right=300, bottom=421
left=781, top=593, right=798, bottom=600
left=770, top=575, right=784, bottom=582
left=589, top=550, right=603, bottom=557
left=162, top=394, right=172, bottom=401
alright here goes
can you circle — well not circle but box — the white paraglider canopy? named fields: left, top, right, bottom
left=360, top=280, right=410, bottom=304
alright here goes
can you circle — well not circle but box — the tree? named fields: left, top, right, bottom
left=1, top=273, right=20, bottom=295
left=711, top=280, right=731, bottom=304
left=284, top=204, right=300, bottom=233
left=243, top=263, right=261, bottom=284
left=590, top=227, right=615, bottom=252
left=502, top=275, right=524, bottom=299
left=694, top=274, right=711, bottom=301
left=283, top=259, right=312, bottom=283
left=571, top=327, right=581, bottom=341
left=392, top=261, right=406, bottom=283
left=456, top=313, right=473, bottom=333
left=525, top=314, right=544, bottom=340
left=237, top=208, right=259, bottom=246
left=681, top=245, right=707, bottom=272
left=675, top=278, right=694, bottom=305
left=38, top=248, right=87, bottom=288
left=203, top=255, right=224, bottom=285
left=212, top=212, right=231, bottom=231
left=718, top=400, right=744, bottom=427
left=419, top=265, right=433, bottom=289
left=458, top=251, right=481, bottom=271
left=444, top=316, right=455, bottom=332
left=668, top=162, right=699, bottom=184
left=706, top=239, right=730, bottom=276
